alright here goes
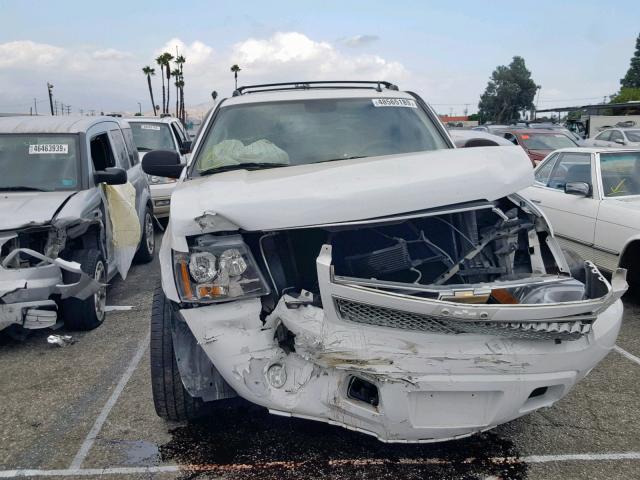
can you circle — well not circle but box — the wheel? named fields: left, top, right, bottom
left=150, top=283, right=203, bottom=421
left=61, top=249, right=107, bottom=331
left=134, top=208, right=155, bottom=264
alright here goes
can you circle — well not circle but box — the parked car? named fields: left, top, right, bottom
left=126, top=116, right=191, bottom=218
left=528, top=123, right=583, bottom=143
left=582, top=128, right=640, bottom=148
left=448, top=129, right=514, bottom=148
left=472, top=124, right=511, bottom=134
left=0, top=116, right=155, bottom=335
left=501, top=128, right=579, bottom=166
left=521, top=147, right=640, bottom=290
left=142, top=81, right=624, bottom=443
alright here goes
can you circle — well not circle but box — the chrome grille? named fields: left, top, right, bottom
left=334, top=298, right=591, bottom=340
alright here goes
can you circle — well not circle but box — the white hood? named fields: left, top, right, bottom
left=0, top=191, right=76, bottom=230
left=170, top=146, right=533, bottom=237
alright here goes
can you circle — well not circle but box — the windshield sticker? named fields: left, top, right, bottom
left=372, top=98, right=417, bottom=108
left=62, top=179, right=75, bottom=186
left=141, top=125, right=161, bottom=130
left=28, top=144, right=69, bottom=154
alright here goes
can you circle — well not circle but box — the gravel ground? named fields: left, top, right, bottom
left=1, top=233, right=638, bottom=479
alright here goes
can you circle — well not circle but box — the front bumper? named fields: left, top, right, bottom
left=0, top=248, right=101, bottom=331
left=178, top=247, right=625, bottom=443
left=150, top=184, right=176, bottom=218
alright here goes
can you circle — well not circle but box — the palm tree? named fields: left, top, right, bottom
left=163, top=53, right=174, bottom=114
left=171, top=68, right=181, bottom=117
left=155, top=55, right=166, bottom=114
left=142, top=66, right=157, bottom=116
left=230, top=64, right=241, bottom=90
left=175, top=55, right=186, bottom=122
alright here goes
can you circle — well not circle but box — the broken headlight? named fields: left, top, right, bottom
left=173, top=234, right=270, bottom=303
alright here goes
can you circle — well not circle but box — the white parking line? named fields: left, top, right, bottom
left=103, top=305, right=134, bottom=312
left=0, top=452, right=638, bottom=477
left=68, top=331, right=150, bottom=470
left=614, top=345, right=640, bottom=366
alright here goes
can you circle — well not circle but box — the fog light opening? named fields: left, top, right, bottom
left=267, top=363, right=287, bottom=389
left=347, top=376, right=379, bottom=407
left=528, top=386, right=548, bottom=399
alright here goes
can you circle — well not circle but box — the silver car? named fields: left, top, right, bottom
left=0, top=116, right=155, bottom=334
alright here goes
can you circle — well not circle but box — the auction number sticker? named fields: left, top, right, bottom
left=28, top=144, right=69, bottom=154
left=141, top=124, right=161, bottom=130
left=372, top=98, right=417, bottom=108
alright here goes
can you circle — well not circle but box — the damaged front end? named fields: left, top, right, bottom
left=173, top=195, right=626, bottom=443
left=0, top=221, right=102, bottom=331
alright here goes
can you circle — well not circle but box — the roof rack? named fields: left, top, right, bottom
left=233, top=81, right=399, bottom=96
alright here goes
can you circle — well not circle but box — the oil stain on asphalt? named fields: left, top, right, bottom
left=160, top=402, right=528, bottom=479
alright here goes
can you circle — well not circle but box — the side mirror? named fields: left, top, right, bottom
left=142, top=150, right=184, bottom=178
left=179, top=140, right=192, bottom=155
left=565, top=181, right=590, bottom=196
left=94, top=167, right=127, bottom=185
left=614, top=138, right=625, bottom=145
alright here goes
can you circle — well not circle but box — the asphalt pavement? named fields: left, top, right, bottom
left=1, top=232, right=639, bottom=480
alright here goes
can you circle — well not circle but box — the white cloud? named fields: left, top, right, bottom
left=91, top=48, right=132, bottom=61
left=339, top=34, right=380, bottom=48
left=0, top=40, right=65, bottom=68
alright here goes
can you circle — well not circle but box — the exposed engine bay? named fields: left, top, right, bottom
left=252, top=196, right=597, bottom=314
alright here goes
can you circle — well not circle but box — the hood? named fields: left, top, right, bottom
left=169, top=146, right=533, bottom=237
left=0, top=191, right=76, bottom=230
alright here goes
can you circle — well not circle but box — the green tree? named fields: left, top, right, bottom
left=175, top=55, right=186, bottom=122
left=611, top=87, right=640, bottom=103
left=230, top=64, right=241, bottom=90
left=478, top=56, right=538, bottom=124
left=621, top=33, right=640, bottom=88
left=142, top=66, right=157, bottom=116
left=171, top=68, right=181, bottom=117
left=155, top=55, right=166, bottom=114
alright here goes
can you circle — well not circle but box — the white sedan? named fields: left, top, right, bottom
left=521, top=147, right=640, bottom=289
left=583, top=128, right=640, bottom=148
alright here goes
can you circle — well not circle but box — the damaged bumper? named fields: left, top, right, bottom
left=0, top=245, right=101, bottom=330
left=179, top=245, right=625, bottom=443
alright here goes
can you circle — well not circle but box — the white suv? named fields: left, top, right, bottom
left=142, top=81, right=625, bottom=443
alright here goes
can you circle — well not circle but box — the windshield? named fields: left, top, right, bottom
left=0, top=134, right=80, bottom=191
left=193, top=97, right=448, bottom=173
left=600, top=152, right=640, bottom=197
left=520, top=133, right=576, bottom=150
left=625, top=130, right=640, bottom=142
left=130, top=122, right=175, bottom=151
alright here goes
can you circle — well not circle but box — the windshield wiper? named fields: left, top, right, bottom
left=199, top=162, right=289, bottom=176
left=316, top=155, right=368, bottom=163
left=0, top=186, right=49, bottom=192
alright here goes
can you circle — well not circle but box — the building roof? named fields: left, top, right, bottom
left=0, top=115, right=123, bottom=134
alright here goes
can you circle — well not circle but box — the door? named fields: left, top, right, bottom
left=109, top=127, right=146, bottom=229
left=170, top=121, right=190, bottom=163
left=526, top=152, right=599, bottom=250
left=592, top=130, right=612, bottom=147
left=609, top=129, right=625, bottom=147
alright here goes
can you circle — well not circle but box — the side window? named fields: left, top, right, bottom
left=610, top=130, right=624, bottom=143
left=504, top=133, right=518, bottom=145
left=534, top=153, right=559, bottom=186
left=90, top=133, right=116, bottom=171
left=109, top=129, right=130, bottom=169
left=596, top=130, right=611, bottom=141
left=121, top=128, right=140, bottom=165
left=547, top=153, right=592, bottom=191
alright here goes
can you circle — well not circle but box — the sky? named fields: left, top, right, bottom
left=0, top=0, right=639, bottom=116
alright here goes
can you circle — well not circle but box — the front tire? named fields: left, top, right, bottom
left=150, top=284, right=203, bottom=421
left=134, top=208, right=155, bottom=264
left=61, top=249, right=107, bottom=331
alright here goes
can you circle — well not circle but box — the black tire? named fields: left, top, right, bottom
left=134, top=208, right=155, bottom=264
left=61, top=249, right=107, bottom=331
left=150, top=283, right=203, bottom=421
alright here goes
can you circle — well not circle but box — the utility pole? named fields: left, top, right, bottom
left=66, top=105, right=71, bottom=115
left=54, top=100, right=59, bottom=116
left=47, top=83, right=54, bottom=115
left=60, top=102, right=65, bottom=115
left=33, top=98, right=38, bottom=115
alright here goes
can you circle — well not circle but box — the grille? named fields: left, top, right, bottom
left=334, top=298, right=591, bottom=340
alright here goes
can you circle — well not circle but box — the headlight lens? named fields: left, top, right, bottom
left=173, top=235, right=270, bottom=303
left=147, top=174, right=177, bottom=185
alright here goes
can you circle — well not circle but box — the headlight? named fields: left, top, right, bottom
left=147, top=174, right=177, bottom=185
left=173, top=235, right=270, bottom=303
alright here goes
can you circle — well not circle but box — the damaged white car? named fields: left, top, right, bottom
left=143, top=81, right=626, bottom=443
left=0, top=116, right=155, bottom=335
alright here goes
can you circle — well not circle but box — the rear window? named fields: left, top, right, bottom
left=130, top=122, right=175, bottom=152
left=193, top=97, right=449, bottom=173
left=520, top=134, right=577, bottom=150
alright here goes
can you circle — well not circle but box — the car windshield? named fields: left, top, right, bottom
left=193, top=97, right=448, bottom=173
left=520, top=133, right=576, bottom=150
left=625, top=130, right=640, bottom=142
left=130, top=122, right=175, bottom=151
left=0, top=134, right=80, bottom=191
left=600, top=151, right=640, bottom=197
